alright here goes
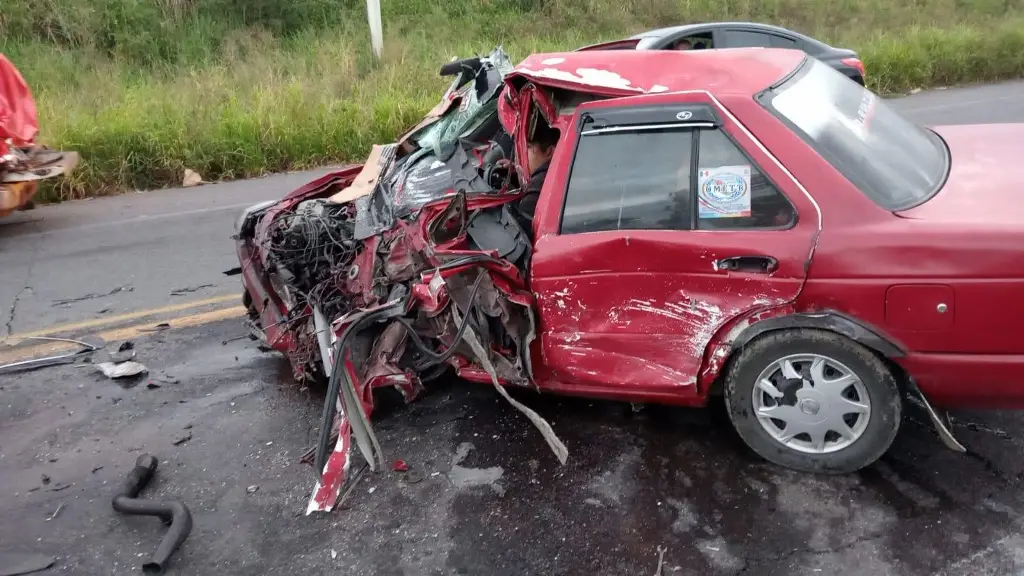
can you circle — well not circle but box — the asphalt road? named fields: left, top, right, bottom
left=2, top=80, right=1024, bottom=576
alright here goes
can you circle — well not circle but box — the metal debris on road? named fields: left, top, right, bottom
left=246, top=485, right=259, bottom=494
left=95, top=361, right=148, bottom=379
left=651, top=545, right=667, bottom=569
left=44, top=503, right=65, bottom=522
left=108, top=340, right=136, bottom=363
left=0, top=336, right=99, bottom=375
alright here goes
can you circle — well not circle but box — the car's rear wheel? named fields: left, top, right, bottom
left=724, top=329, right=901, bottom=474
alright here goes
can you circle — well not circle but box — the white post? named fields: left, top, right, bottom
left=366, top=0, right=383, bottom=60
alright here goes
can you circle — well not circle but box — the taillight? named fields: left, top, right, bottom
left=841, top=57, right=866, bottom=80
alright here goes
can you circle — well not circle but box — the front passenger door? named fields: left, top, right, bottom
left=529, top=92, right=820, bottom=401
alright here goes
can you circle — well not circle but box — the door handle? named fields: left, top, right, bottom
left=714, top=255, right=778, bottom=274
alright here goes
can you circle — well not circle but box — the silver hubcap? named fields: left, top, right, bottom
left=751, top=354, right=871, bottom=454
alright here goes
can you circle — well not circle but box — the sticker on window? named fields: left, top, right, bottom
left=698, top=165, right=752, bottom=218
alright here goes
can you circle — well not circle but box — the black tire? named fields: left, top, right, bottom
left=724, top=329, right=901, bottom=474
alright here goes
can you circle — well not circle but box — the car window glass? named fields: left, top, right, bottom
left=765, top=58, right=947, bottom=210
left=670, top=34, right=713, bottom=50
left=562, top=128, right=693, bottom=234
left=697, top=129, right=795, bottom=230
left=769, top=34, right=799, bottom=48
left=723, top=30, right=773, bottom=48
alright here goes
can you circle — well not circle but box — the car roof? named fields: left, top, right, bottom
left=630, top=21, right=825, bottom=45
left=507, top=48, right=806, bottom=98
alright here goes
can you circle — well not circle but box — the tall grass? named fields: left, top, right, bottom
left=1, top=0, right=1023, bottom=200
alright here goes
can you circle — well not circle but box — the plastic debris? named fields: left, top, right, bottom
left=95, top=361, right=148, bottom=379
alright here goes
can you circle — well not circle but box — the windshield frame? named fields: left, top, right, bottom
left=755, top=56, right=950, bottom=212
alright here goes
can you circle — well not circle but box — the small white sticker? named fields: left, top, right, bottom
left=698, top=165, right=752, bottom=218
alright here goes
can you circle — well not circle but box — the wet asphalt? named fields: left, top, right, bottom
left=2, top=320, right=1024, bottom=575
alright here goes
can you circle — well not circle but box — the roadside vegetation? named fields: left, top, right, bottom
left=2, top=0, right=1024, bottom=200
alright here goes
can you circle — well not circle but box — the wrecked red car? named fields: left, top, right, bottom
left=0, top=54, right=78, bottom=218
left=235, top=46, right=1024, bottom=511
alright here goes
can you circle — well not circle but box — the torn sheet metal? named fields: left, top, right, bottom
left=451, top=302, right=568, bottom=464
left=0, top=336, right=99, bottom=374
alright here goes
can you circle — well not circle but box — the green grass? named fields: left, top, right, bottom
left=2, top=0, right=1023, bottom=200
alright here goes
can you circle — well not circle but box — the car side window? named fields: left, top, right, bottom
left=769, top=34, right=799, bottom=49
left=722, top=30, right=773, bottom=48
left=561, top=127, right=694, bottom=234
left=696, top=129, right=795, bottom=230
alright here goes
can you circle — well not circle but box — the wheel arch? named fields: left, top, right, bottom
left=702, top=310, right=906, bottom=396
left=732, top=311, right=904, bottom=358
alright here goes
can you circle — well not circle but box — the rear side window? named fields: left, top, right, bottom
left=769, top=35, right=799, bottom=49
left=723, top=30, right=773, bottom=48
left=561, top=128, right=694, bottom=234
left=697, top=130, right=795, bottom=229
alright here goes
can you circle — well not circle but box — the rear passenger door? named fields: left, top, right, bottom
left=529, top=92, right=820, bottom=400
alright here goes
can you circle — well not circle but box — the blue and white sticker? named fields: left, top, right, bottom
left=698, top=165, right=752, bottom=218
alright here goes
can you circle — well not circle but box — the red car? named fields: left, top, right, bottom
left=235, top=47, right=1017, bottom=512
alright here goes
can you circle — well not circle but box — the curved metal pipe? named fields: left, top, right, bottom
left=111, top=455, right=193, bottom=574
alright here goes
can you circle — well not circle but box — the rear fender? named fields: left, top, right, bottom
left=697, top=308, right=906, bottom=395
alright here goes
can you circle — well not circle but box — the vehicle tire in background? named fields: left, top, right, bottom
left=724, top=329, right=901, bottom=474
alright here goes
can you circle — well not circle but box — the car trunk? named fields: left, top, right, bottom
left=898, top=123, right=1024, bottom=224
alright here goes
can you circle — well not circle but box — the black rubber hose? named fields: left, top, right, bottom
left=111, top=455, right=193, bottom=574
left=315, top=302, right=408, bottom=475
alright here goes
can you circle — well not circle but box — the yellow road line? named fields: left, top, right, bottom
left=0, top=294, right=240, bottom=346
left=0, top=305, right=247, bottom=365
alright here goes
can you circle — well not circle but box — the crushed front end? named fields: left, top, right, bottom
left=233, top=48, right=567, bottom=512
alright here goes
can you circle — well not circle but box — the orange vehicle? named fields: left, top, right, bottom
left=0, top=54, right=78, bottom=218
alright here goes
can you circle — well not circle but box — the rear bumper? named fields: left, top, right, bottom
left=899, top=353, right=1024, bottom=409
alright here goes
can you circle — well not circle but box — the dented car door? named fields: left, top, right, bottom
left=528, top=92, right=820, bottom=403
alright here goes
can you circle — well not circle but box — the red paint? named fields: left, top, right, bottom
left=885, top=285, right=954, bottom=331
left=840, top=57, right=866, bottom=79
left=0, top=55, right=38, bottom=155
left=901, top=124, right=1024, bottom=224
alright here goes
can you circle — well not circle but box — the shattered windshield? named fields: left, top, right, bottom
left=411, top=47, right=513, bottom=157
left=353, top=48, right=513, bottom=239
